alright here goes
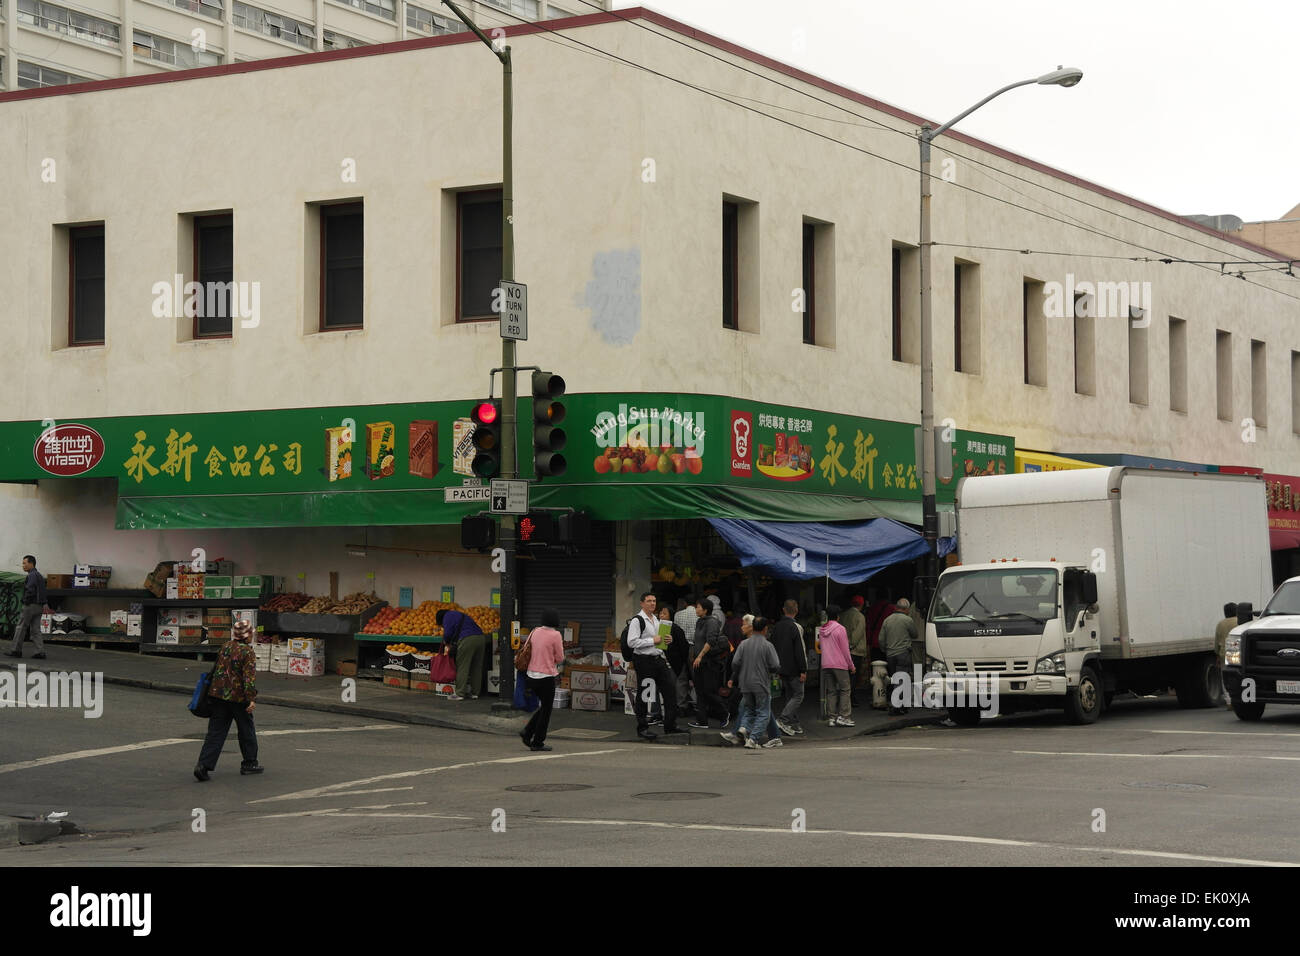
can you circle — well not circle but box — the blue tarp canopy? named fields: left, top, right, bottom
left=707, top=517, right=930, bottom=585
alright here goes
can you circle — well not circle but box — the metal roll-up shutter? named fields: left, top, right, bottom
left=519, top=520, right=615, bottom=656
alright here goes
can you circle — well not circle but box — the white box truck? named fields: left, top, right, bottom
left=924, top=467, right=1272, bottom=724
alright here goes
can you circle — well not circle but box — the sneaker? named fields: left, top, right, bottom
left=776, top=719, right=796, bottom=736
left=743, top=736, right=760, bottom=749
left=240, top=764, right=265, bottom=775
left=737, top=726, right=751, bottom=741
left=828, top=719, right=839, bottom=727
left=446, top=694, right=465, bottom=701
left=719, top=732, right=740, bottom=745
left=688, top=721, right=709, bottom=729
left=762, top=738, right=784, bottom=748
left=790, top=724, right=806, bottom=736
left=837, top=717, right=856, bottom=727
left=649, top=717, right=664, bottom=726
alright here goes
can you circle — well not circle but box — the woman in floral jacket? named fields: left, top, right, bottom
left=194, top=619, right=263, bottom=781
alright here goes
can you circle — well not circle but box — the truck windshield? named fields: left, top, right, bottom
left=931, top=569, right=1057, bottom=624
left=1263, top=581, right=1300, bottom=616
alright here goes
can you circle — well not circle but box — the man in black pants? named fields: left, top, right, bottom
left=688, top=598, right=729, bottom=728
left=628, top=591, right=679, bottom=739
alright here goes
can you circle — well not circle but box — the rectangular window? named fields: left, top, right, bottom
left=891, top=243, right=918, bottom=364
left=17, top=59, right=87, bottom=88
left=1169, top=317, right=1187, bottom=413
left=69, top=225, right=105, bottom=346
left=194, top=215, right=233, bottom=338
left=892, top=248, right=902, bottom=362
left=457, top=189, right=503, bottom=322
left=407, top=4, right=463, bottom=33
left=1073, top=304, right=1095, bottom=396
left=801, top=223, right=815, bottom=345
left=18, top=0, right=119, bottom=47
left=722, top=202, right=739, bottom=330
left=1216, top=330, right=1232, bottom=421
left=1251, top=339, right=1267, bottom=428
left=321, top=202, right=363, bottom=330
left=953, top=261, right=980, bottom=374
left=1128, top=319, right=1148, bottom=405
left=1023, top=280, right=1046, bottom=386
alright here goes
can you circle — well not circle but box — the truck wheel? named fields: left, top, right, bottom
left=1174, top=655, right=1219, bottom=709
left=947, top=706, right=981, bottom=727
left=1231, top=698, right=1265, bottom=721
left=1065, top=665, right=1102, bottom=724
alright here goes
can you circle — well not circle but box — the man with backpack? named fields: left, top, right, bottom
left=623, top=591, right=680, bottom=740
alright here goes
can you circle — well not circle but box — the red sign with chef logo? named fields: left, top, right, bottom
left=730, top=411, right=752, bottom=477
left=33, top=424, right=105, bottom=476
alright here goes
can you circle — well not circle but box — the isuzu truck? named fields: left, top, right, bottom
left=924, top=467, right=1271, bottom=725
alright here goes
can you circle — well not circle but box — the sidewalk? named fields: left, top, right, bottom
left=0, top=646, right=944, bottom=745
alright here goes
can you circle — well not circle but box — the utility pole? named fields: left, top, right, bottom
left=443, top=0, right=518, bottom=704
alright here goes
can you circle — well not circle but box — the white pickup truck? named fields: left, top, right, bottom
left=1223, top=577, right=1300, bottom=720
left=924, top=467, right=1272, bottom=725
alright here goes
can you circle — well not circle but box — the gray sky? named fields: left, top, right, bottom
left=609, top=0, right=1298, bottom=225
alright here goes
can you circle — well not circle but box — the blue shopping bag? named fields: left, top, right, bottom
left=512, top=675, right=540, bottom=712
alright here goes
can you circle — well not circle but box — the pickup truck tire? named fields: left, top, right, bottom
left=1231, top=699, right=1265, bottom=721
left=1065, top=665, right=1103, bottom=724
left=947, top=706, right=982, bottom=727
left=1174, top=655, right=1220, bottom=709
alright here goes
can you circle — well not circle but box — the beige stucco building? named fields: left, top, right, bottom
left=2, top=6, right=1298, bottom=633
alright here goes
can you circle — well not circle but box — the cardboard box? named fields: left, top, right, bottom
left=288, top=637, right=325, bottom=656
left=383, top=672, right=410, bottom=689
left=337, top=660, right=357, bottom=677
left=73, top=564, right=89, bottom=576
left=206, top=627, right=231, bottom=643
left=156, top=626, right=179, bottom=644
left=409, top=420, right=438, bottom=479
left=409, top=676, right=436, bottom=693
left=234, top=575, right=265, bottom=589
left=204, top=587, right=232, bottom=600
left=126, top=614, right=142, bottom=638
left=179, top=609, right=204, bottom=627
left=604, top=652, right=628, bottom=677
left=166, top=579, right=179, bottom=600
left=73, top=575, right=91, bottom=588
left=178, top=627, right=204, bottom=644
left=46, top=573, right=73, bottom=589
left=365, top=421, right=396, bottom=481
left=571, top=690, right=608, bottom=712
left=487, top=672, right=501, bottom=694
left=564, top=621, right=582, bottom=645
left=288, top=656, right=325, bottom=677
left=435, top=683, right=457, bottom=698
left=40, top=613, right=52, bottom=635
left=569, top=665, right=608, bottom=693
left=204, top=575, right=232, bottom=587
left=160, top=611, right=182, bottom=627
left=110, top=610, right=128, bottom=633
left=232, top=586, right=263, bottom=599
left=326, top=425, right=353, bottom=482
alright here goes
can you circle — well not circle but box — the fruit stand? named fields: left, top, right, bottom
left=356, top=600, right=501, bottom=692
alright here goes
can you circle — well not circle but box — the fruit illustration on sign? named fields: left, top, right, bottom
left=593, top=455, right=611, bottom=474
left=671, top=453, right=685, bottom=474
left=644, top=452, right=659, bottom=472
left=656, top=451, right=673, bottom=474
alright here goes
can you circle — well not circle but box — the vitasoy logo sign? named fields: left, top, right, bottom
left=33, top=424, right=105, bottom=476
left=730, top=411, right=752, bottom=477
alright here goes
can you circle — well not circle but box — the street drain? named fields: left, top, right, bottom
left=1123, top=781, right=1209, bottom=792
left=506, top=784, right=594, bottom=793
left=632, top=792, right=722, bottom=801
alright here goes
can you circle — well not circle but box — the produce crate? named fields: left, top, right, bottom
left=269, top=602, right=387, bottom=636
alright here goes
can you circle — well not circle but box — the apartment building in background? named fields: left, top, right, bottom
left=0, top=0, right=607, bottom=89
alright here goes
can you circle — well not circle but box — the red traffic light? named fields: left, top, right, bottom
left=473, top=401, right=498, bottom=425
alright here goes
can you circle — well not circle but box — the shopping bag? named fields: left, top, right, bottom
left=513, top=676, right=540, bottom=712
left=430, top=653, right=457, bottom=684
left=189, top=670, right=214, bottom=718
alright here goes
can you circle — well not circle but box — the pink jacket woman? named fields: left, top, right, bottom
left=520, top=608, right=567, bottom=752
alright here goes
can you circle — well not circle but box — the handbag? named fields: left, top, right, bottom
left=430, top=651, right=457, bottom=684
left=513, top=674, right=540, bottom=712
left=189, top=655, right=219, bottom=718
left=514, top=632, right=533, bottom=673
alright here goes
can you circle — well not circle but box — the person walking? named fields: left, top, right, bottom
left=841, top=596, right=868, bottom=706
left=436, top=607, right=488, bottom=701
left=770, top=599, right=807, bottom=736
left=819, top=605, right=856, bottom=726
left=7, top=555, right=47, bottom=660
left=721, top=617, right=781, bottom=749
left=519, top=608, right=566, bottom=752
left=880, top=598, right=918, bottom=715
left=688, top=597, right=730, bottom=729
left=628, top=591, right=680, bottom=739
left=194, top=620, right=262, bottom=780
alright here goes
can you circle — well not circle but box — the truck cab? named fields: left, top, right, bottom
left=1223, top=576, right=1300, bottom=720
left=926, top=561, right=1103, bottom=724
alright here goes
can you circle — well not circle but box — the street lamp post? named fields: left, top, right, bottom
left=443, top=0, right=520, bottom=703
left=917, top=66, right=1082, bottom=612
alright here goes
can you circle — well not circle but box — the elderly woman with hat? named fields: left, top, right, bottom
left=195, top=619, right=263, bottom=781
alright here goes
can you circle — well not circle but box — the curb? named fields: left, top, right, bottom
left=0, top=817, right=72, bottom=847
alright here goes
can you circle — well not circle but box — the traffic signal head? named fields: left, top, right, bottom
left=531, top=371, right=567, bottom=478
left=471, top=400, right=501, bottom=479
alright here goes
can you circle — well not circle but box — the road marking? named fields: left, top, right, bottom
left=825, top=744, right=1300, bottom=762
left=533, top=818, right=1300, bottom=866
left=317, top=786, right=415, bottom=797
left=249, top=748, right=628, bottom=804
left=1148, top=729, right=1300, bottom=738
left=0, top=725, right=403, bottom=776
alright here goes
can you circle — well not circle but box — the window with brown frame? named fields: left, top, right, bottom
left=194, top=214, right=233, bottom=338
left=801, top=223, right=816, bottom=345
left=891, top=248, right=902, bottom=362
left=457, top=189, right=502, bottom=322
left=722, top=202, right=739, bottom=330
left=69, top=225, right=105, bottom=346
left=321, top=202, right=363, bottom=330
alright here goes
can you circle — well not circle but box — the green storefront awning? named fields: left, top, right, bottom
left=116, top=483, right=930, bottom=530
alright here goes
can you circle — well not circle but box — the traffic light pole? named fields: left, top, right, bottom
left=443, top=0, right=518, bottom=705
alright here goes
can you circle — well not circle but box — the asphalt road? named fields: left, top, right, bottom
left=3, top=683, right=1299, bottom=867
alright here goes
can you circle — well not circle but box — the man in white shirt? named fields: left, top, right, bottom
left=628, top=591, right=680, bottom=739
